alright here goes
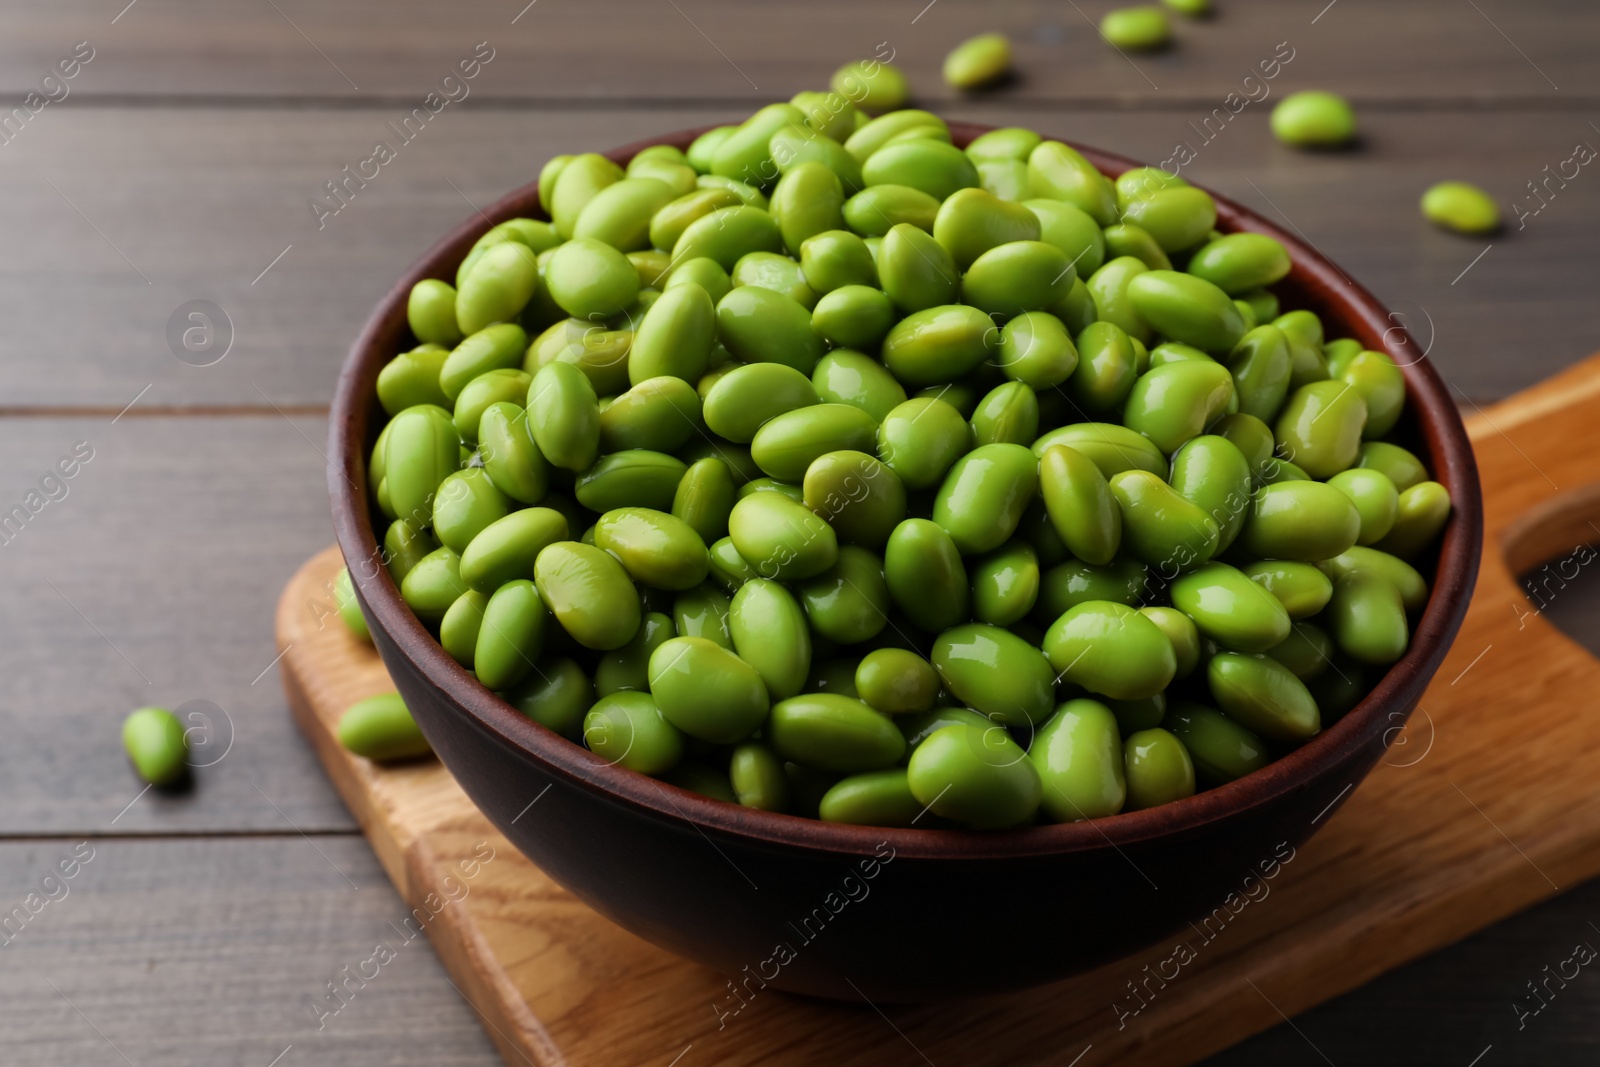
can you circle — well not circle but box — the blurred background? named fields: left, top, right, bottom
left=2, top=1, right=1598, bottom=1063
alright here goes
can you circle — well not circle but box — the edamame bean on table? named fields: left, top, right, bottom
left=351, top=101, right=1454, bottom=829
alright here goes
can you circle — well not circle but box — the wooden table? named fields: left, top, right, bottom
left=3, top=2, right=1598, bottom=1063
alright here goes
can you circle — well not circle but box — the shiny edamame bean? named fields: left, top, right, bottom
left=1225, top=325, right=1292, bottom=423
left=750, top=403, right=878, bottom=483
left=1170, top=562, right=1291, bottom=653
left=534, top=541, right=642, bottom=650
left=1275, top=379, right=1367, bottom=479
left=584, top=691, right=683, bottom=775
left=475, top=579, right=548, bottom=691
left=573, top=449, right=687, bottom=513
left=997, top=311, right=1078, bottom=390
left=908, top=724, right=1040, bottom=829
left=799, top=546, right=891, bottom=644
left=1243, top=560, right=1334, bottom=618
left=768, top=693, right=905, bottom=773
left=932, top=442, right=1039, bottom=555
left=648, top=636, right=769, bottom=743
left=970, top=381, right=1039, bottom=447
left=338, top=693, right=432, bottom=763
left=503, top=657, right=593, bottom=740
left=1169, top=434, right=1253, bottom=553
left=528, top=361, right=601, bottom=472
left=459, top=507, right=568, bottom=593
left=1121, top=359, right=1235, bottom=454
left=932, top=623, right=1056, bottom=726
left=813, top=350, right=908, bottom=421
left=855, top=648, right=939, bottom=714
left=1086, top=257, right=1151, bottom=344
left=1237, top=480, right=1361, bottom=562
left=433, top=468, right=509, bottom=553
left=819, top=769, right=922, bottom=826
left=803, top=450, right=906, bottom=548
left=440, top=590, right=487, bottom=668
left=671, top=457, right=737, bottom=545
left=715, top=284, right=823, bottom=374
left=729, top=742, right=789, bottom=811
left=628, top=282, right=715, bottom=385
left=884, top=518, right=970, bottom=631
left=1110, top=469, right=1220, bottom=571
left=1139, top=606, right=1200, bottom=679
left=813, top=285, right=896, bottom=349
left=1421, top=181, right=1500, bottom=234
left=1209, top=652, right=1320, bottom=741
left=729, top=578, right=813, bottom=699
left=1266, top=621, right=1335, bottom=680
left=969, top=540, right=1040, bottom=626
left=594, top=610, right=675, bottom=695
left=1126, top=270, right=1246, bottom=355
left=932, top=187, right=1040, bottom=269
left=1271, top=90, right=1357, bottom=148
left=1123, top=728, right=1196, bottom=810
left=122, top=707, right=189, bottom=784
left=1044, top=601, right=1176, bottom=701
left=401, top=546, right=468, bottom=624
left=1039, top=444, right=1121, bottom=566
left=1165, top=701, right=1268, bottom=785
left=457, top=242, right=540, bottom=335
left=702, top=362, right=819, bottom=444
left=1328, top=571, right=1409, bottom=664
left=1030, top=699, right=1125, bottom=821
left=593, top=507, right=710, bottom=590
left=1186, top=234, right=1291, bottom=295
left=1374, top=481, right=1451, bottom=559
left=878, top=223, right=960, bottom=313
left=1028, top=141, right=1117, bottom=226
left=1327, top=467, right=1399, bottom=545
left=877, top=397, right=972, bottom=490
left=961, top=240, right=1074, bottom=318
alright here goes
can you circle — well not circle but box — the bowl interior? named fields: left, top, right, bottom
left=330, top=122, right=1483, bottom=862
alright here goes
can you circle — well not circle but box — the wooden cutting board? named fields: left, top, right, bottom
left=278, top=353, right=1600, bottom=1067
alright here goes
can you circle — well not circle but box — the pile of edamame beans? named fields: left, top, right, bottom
left=362, top=99, right=1452, bottom=830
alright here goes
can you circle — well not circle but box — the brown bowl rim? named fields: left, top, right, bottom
left=330, top=120, right=1483, bottom=862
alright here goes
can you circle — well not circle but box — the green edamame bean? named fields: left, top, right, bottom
left=749, top=403, right=877, bottom=483
left=885, top=518, right=970, bottom=631
left=1186, top=233, right=1292, bottom=295
left=528, top=361, right=601, bottom=472
left=1127, top=270, right=1246, bottom=354
left=122, top=706, right=189, bottom=785
left=673, top=583, right=733, bottom=650
left=712, top=103, right=805, bottom=187
left=970, top=381, right=1039, bottom=447
left=799, top=230, right=877, bottom=296
left=943, top=32, right=1011, bottom=89
left=378, top=345, right=450, bottom=416
left=961, top=240, right=1074, bottom=318
left=1275, top=380, right=1368, bottom=479
left=593, top=507, right=710, bottom=590
left=334, top=566, right=371, bottom=642
left=1329, top=571, right=1410, bottom=665
left=1100, top=6, right=1170, bottom=50
left=583, top=691, right=683, bottom=776
left=708, top=535, right=757, bottom=592
left=931, top=622, right=1056, bottom=726
left=1323, top=546, right=1428, bottom=611
left=842, top=184, right=941, bottom=237
left=969, top=539, right=1040, bottom=625
left=454, top=368, right=531, bottom=445
left=1030, top=699, right=1125, bottom=821
left=1232, top=299, right=1259, bottom=332
left=1121, top=359, right=1235, bottom=454
left=534, top=540, right=641, bottom=650
left=1239, top=288, right=1280, bottom=325
left=1139, top=606, right=1200, bottom=679
left=573, top=176, right=675, bottom=251
left=966, top=127, right=1043, bottom=164
left=818, top=769, right=920, bottom=826
left=695, top=173, right=768, bottom=209
left=1170, top=562, right=1291, bottom=653
left=1213, top=412, right=1276, bottom=481
left=876, top=397, right=972, bottom=490
left=574, top=449, right=687, bottom=512
left=862, top=140, right=978, bottom=202
left=832, top=59, right=911, bottom=115
left=1044, top=601, right=1176, bottom=701
left=385, top=518, right=438, bottom=584
left=877, top=223, right=960, bottom=313
left=769, top=126, right=864, bottom=195
left=1024, top=199, right=1105, bottom=277
left=1049, top=275, right=1100, bottom=336
left=1260, top=457, right=1311, bottom=484
left=729, top=742, right=789, bottom=811
left=650, top=188, right=744, bottom=252
left=550, top=153, right=624, bottom=237
left=1064, top=320, right=1137, bottom=414
left=899, top=707, right=992, bottom=752
left=1208, top=652, right=1320, bottom=741
left=844, top=110, right=946, bottom=161
left=1242, top=560, right=1334, bottom=618
left=1123, top=728, right=1196, bottom=810
left=1274, top=310, right=1330, bottom=391
left=1421, top=180, right=1500, bottom=234
left=803, top=450, right=906, bottom=548
left=1166, top=701, right=1268, bottom=785
left=1239, top=480, right=1362, bottom=563
left=408, top=279, right=463, bottom=347
left=505, top=657, right=593, bottom=739
left=790, top=92, right=859, bottom=143
left=769, top=162, right=846, bottom=255
left=628, top=282, right=715, bottom=385
left=338, top=693, right=432, bottom=762
left=599, top=376, right=702, bottom=455
left=702, top=362, right=819, bottom=444
left=1169, top=434, right=1253, bottom=553
left=1271, top=90, right=1357, bottom=148
left=459, top=507, right=568, bottom=593
left=433, top=468, right=509, bottom=553
left=715, top=284, right=823, bottom=374
left=881, top=304, right=997, bottom=387
left=1102, top=222, right=1172, bottom=271
left=1110, top=469, right=1220, bottom=571
left=1226, top=325, right=1292, bottom=423
left=769, top=693, right=904, bottom=773
left=1120, top=186, right=1216, bottom=254
left=544, top=238, right=639, bottom=321
left=647, top=636, right=769, bottom=743
left=538, top=154, right=573, bottom=215
left=1357, top=441, right=1428, bottom=493
left=1334, top=350, right=1406, bottom=440
left=855, top=648, right=939, bottom=714
left=671, top=458, right=737, bottom=545
left=1085, top=257, right=1151, bottom=344
left=474, top=579, right=547, bottom=690
left=1328, top=468, right=1399, bottom=545
left=909, top=724, right=1040, bottom=829
left=799, top=545, right=891, bottom=643
left=932, top=443, right=1039, bottom=555
left=813, top=350, right=907, bottom=421
left=727, top=491, right=838, bottom=581
left=457, top=241, right=541, bottom=335
left=1265, top=621, right=1335, bottom=680
left=997, top=311, right=1078, bottom=389
left=724, top=577, right=812, bottom=702
left=477, top=402, right=548, bottom=504
left=1032, top=420, right=1169, bottom=480
left=385, top=405, right=461, bottom=523
left=932, top=188, right=1041, bottom=269
left=1039, top=444, right=1121, bottom=566
left=672, top=205, right=785, bottom=271
left=524, top=318, right=631, bottom=398
left=1032, top=556, right=1149, bottom=622
left=1027, top=141, right=1117, bottom=226
left=812, top=285, right=896, bottom=350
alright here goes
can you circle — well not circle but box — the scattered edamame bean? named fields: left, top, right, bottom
left=1271, top=91, right=1357, bottom=148
left=122, top=707, right=189, bottom=785
left=1421, top=181, right=1501, bottom=234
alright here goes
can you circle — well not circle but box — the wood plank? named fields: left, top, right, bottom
left=272, top=353, right=1600, bottom=1066
left=0, top=415, right=359, bottom=835
left=0, top=0, right=1590, bottom=105
left=0, top=836, right=502, bottom=1066
left=1, top=104, right=1595, bottom=409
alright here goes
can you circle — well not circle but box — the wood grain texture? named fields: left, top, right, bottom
left=274, top=355, right=1600, bottom=1066
left=1, top=105, right=1594, bottom=408
left=0, top=416, right=356, bottom=835
left=0, top=0, right=1590, bottom=104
